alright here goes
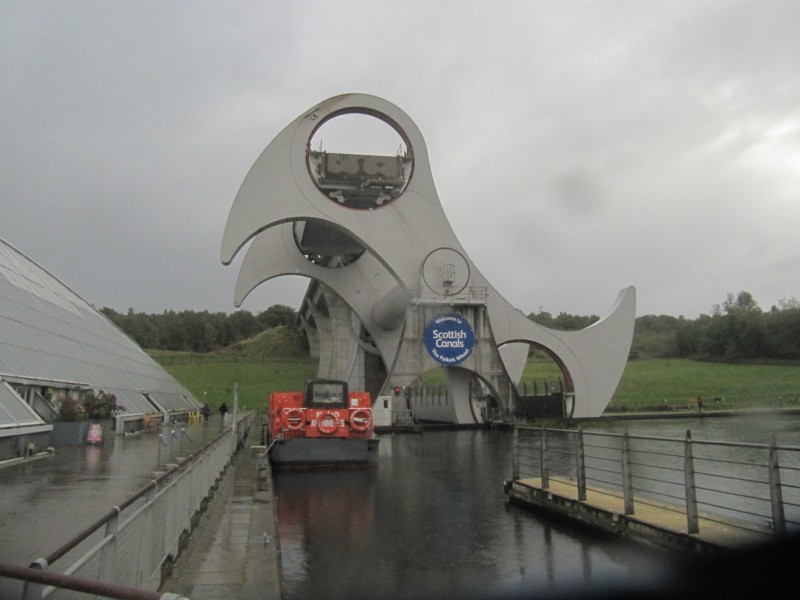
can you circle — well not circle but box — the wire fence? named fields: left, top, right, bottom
left=153, top=353, right=312, bottom=366
left=512, top=426, right=800, bottom=536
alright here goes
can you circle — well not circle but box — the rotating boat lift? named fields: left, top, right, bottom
left=221, top=94, right=635, bottom=421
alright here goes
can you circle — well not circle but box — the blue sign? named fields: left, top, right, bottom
left=424, top=313, right=475, bottom=365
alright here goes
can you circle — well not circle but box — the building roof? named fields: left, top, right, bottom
left=0, top=237, right=200, bottom=433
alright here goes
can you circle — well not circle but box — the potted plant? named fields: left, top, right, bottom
left=84, top=390, right=125, bottom=443
left=50, top=390, right=127, bottom=445
left=84, top=390, right=122, bottom=420
left=50, top=395, right=89, bottom=445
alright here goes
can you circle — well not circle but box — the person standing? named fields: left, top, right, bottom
left=219, top=402, right=229, bottom=418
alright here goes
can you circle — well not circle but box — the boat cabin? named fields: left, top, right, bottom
left=305, top=379, right=348, bottom=409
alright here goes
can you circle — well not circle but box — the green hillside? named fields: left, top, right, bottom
left=151, top=326, right=315, bottom=410
left=162, top=359, right=316, bottom=412
left=218, top=326, right=309, bottom=360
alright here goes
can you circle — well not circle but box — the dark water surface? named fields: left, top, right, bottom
left=588, top=412, right=800, bottom=444
left=275, top=429, right=670, bottom=600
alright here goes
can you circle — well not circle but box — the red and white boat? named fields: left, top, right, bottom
left=266, top=379, right=379, bottom=467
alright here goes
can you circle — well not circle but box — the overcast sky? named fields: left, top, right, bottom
left=2, top=1, right=798, bottom=319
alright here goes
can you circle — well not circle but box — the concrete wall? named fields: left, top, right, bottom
left=0, top=431, right=51, bottom=461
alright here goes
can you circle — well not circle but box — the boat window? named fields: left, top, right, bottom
left=305, top=380, right=348, bottom=408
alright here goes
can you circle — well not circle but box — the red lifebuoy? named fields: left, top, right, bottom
left=349, top=409, right=371, bottom=432
left=284, top=408, right=304, bottom=430
left=317, top=413, right=339, bottom=435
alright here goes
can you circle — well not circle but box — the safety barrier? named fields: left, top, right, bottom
left=512, top=426, right=800, bottom=536
left=12, top=411, right=254, bottom=599
left=392, top=409, right=414, bottom=427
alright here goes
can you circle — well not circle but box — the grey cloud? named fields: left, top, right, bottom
left=1, top=1, right=798, bottom=318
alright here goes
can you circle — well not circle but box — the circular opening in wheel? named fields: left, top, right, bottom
left=307, top=110, right=413, bottom=210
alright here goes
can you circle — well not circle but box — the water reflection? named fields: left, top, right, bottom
left=275, top=430, right=668, bottom=599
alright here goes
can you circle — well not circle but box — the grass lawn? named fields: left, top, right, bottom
left=517, top=355, right=799, bottom=412
left=609, top=359, right=800, bottom=412
left=155, top=350, right=799, bottom=415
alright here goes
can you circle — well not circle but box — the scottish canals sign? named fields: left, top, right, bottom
left=424, top=313, right=475, bottom=365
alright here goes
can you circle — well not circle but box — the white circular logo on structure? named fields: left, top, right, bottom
left=424, top=313, right=475, bottom=365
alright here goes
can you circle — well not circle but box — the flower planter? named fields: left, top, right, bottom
left=50, top=421, right=89, bottom=446
left=85, top=419, right=113, bottom=444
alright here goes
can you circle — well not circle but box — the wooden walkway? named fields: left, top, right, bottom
left=507, top=476, right=775, bottom=554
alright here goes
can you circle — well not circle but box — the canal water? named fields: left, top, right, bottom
left=586, top=412, right=800, bottom=444
left=274, top=428, right=671, bottom=600
left=275, top=415, right=800, bottom=599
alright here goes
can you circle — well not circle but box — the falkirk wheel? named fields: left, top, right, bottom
left=221, top=94, right=636, bottom=422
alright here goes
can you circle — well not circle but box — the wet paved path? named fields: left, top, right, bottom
left=160, top=425, right=281, bottom=600
left=0, top=417, right=284, bottom=599
left=0, top=419, right=226, bottom=568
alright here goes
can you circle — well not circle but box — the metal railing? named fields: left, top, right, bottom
left=409, top=285, right=489, bottom=304
left=517, top=379, right=564, bottom=397
left=12, top=412, right=254, bottom=600
left=153, top=353, right=315, bottom=366
left=512, top=426, right=800, bottom=536
left=407, top=384, right=448, bottom=407
left=392, top=409, right=414, bottom=427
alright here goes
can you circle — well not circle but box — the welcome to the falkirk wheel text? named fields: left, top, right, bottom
left=424, top=313, right=475, bottom=365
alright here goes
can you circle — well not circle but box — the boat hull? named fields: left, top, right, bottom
left=269, top=437, right=379, bottom=468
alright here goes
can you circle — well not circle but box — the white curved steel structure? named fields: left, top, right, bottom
left=221, top=94, right=635, bottom=419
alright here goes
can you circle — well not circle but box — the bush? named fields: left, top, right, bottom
left=83, top=390, right=124, bottom=419
left=58, top=397, right=87, bottom=421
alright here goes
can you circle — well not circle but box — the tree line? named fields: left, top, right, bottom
left=103, top=290, right=799, bottom=362
left=529, top=291, right=800, bottom=362
left=100, top=305, right=298, bottom=352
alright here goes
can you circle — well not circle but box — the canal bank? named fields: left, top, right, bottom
left=160, top=422, right=281, bottom=600
left=589, top=406, right=800, bottom=422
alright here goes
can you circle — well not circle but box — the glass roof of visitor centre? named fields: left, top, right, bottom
left=0, top=237, right=201, bottom=431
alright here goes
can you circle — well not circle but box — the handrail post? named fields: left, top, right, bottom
left=768, top=434, right=786, bottom=537
left=512, top=427, right=520, bottom=480
left=576, top=427, right=587, bottom=501
left=684, top=430, right=699, bottom=534
left=622, top=429, right=634, bottom=514
left=540, top=427, right=549, bottom=489
left=99, top=507, right=120, bottom=586
left=22, top=559, right=47, bottom=600
left=138, top=485, right=157, bottom=588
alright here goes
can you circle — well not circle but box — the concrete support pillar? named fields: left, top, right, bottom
left=312, top=284, right=366, bottom=392
left=389, top=302, right=518, bottom=423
